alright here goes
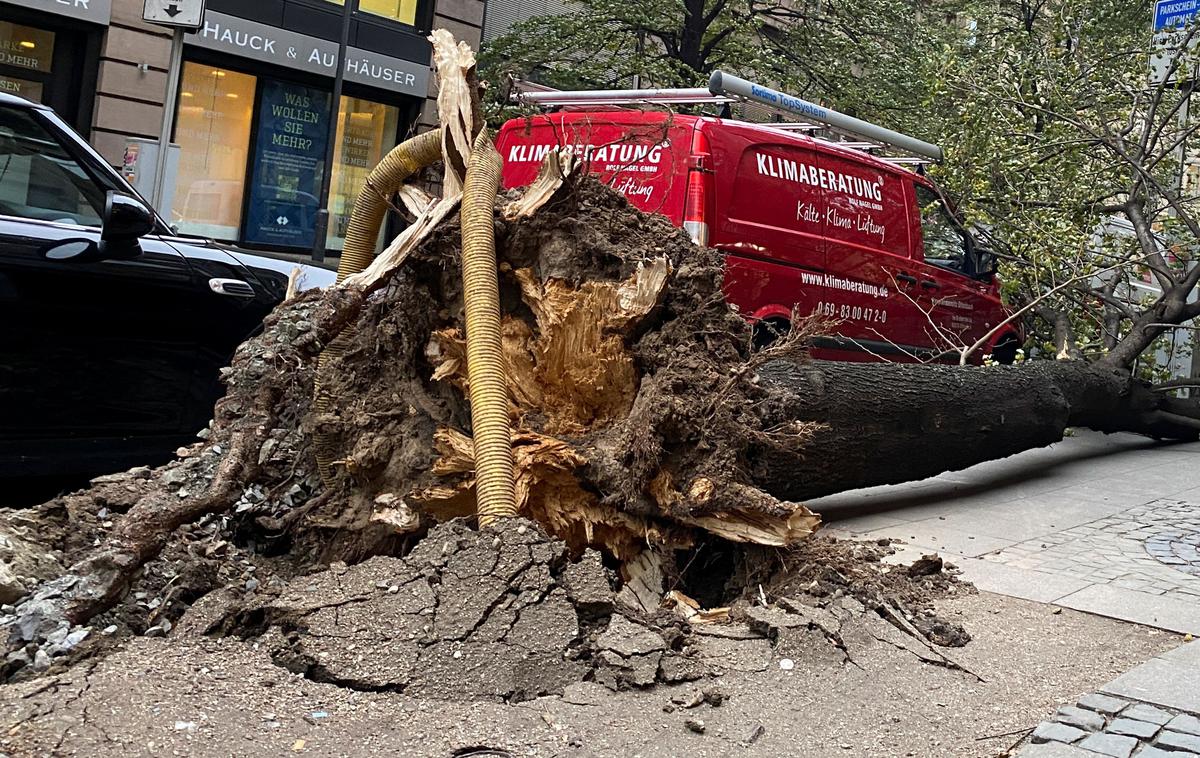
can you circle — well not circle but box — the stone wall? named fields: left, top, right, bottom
left=91, top=0, right=174, bottom=164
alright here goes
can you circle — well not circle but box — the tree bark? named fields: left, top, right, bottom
left=750, top=359, right=1195, bottom=502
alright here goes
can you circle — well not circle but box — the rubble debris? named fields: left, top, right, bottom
left=593, top=615, right=668, bottom=689
left=216, top=519, right=589, bottom=701
left=198, top=519, right=716, bottom=701
left=559, top=549, right=615, bottom=616
left=743, top=724, right=767, bottom=746
left=670, top=686, right=725, bottom=709
left=907, top=554, right=944, bottom=577
left=914, top=612, right=972, bottom=648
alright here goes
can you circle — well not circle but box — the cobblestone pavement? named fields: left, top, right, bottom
left=1018, top=690, right=1200, bottom=757
left=984, top=499, right=1200, bottom=603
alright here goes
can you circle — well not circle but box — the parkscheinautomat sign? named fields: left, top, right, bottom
left=184, top=11, right=430, bottom=98
left=1152, top=0, right=1200, bottom=85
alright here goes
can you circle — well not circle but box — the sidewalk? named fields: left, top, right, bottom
left=818, top=430, right=1200, bottom=757
left=818, top=431, right=1200, bottom=634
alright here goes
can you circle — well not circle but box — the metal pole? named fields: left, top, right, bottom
left=1177, top=83, right=1200, bottom=388
left=153, top=28, right=184, bottom=213
left=310, top=0, right=357, bottom=263
left=1173, top=81, right=1192, bottom=197
left=708, top=70, right=944, bottom=162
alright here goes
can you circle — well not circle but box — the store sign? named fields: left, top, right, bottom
left=0, top=23, right=56, bottom=73
left=244, top=80, right=331, bottom=248
left=185, top=11, right=429, bottom=98
left=0, top=76, right=43, bottom=102
left=3, top=0, right=112, bottom=25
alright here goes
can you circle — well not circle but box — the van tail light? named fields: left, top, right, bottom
left=684, top=128, right=713, bottom=247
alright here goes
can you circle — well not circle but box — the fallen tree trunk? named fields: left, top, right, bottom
left=752, top=359, right=1196, bottom=502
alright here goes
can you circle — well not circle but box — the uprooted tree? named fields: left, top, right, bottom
left=2, top=30, right=1200, bottom=673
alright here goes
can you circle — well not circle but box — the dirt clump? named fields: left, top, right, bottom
left=0, top=176, right=966, bottom=687
left=196, top=518, right=711, bottom=701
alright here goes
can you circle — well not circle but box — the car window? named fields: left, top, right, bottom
left=915, top=184, right=968, bottom=271
left=0, top=107, right=104, bottom=227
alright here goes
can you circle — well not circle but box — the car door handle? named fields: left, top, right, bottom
left=895, top=273, right=918, bottom=285
left=208, top=278, right=256, bottom=297
left=921, top=279, right=940, bottom=289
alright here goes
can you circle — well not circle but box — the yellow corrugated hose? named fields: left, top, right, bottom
left=334, top=129, right=442, bottom=284
left=460, top=130, right=516, bottom=526
left=314, top=129, right=443, bottom=486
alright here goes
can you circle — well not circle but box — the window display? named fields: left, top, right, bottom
left=171, top=63, right=255, bottom=240
left=244, top=79, right=332, bottom=248
left=169, top=59, right=408, bottom=253
left=327, top=95, right=401, bottom=251
left=326, top=0, right=418, bottom=26
left=0, top=21, right=55, bottom=104
left=0, top=22, right=54, bottom=74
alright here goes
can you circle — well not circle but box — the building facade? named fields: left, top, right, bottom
left=0, top=0, right=484, bottom=257
left=481, top=0, right=569, bottom=42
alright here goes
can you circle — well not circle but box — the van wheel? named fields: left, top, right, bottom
left=991, top=335, right=1019, bottom=365
left=752, top=318, right=790, bottom=351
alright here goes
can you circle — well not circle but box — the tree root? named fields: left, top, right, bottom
left=2, top=384, right=280, bottom=658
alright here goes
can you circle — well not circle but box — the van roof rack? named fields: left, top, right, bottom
left=514, top=71, right=943, bottom=164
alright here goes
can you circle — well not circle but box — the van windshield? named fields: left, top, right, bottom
left=915, top=184, right=970, bottom=272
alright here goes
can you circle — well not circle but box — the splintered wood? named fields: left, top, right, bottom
left=431, top=28, right=478, bottom=197
left=420, top=214, right=819, bottom=554
left=665, top=590, right=731, bottom=624
left=341, top=196, right=461, bottom=290
left=651, top=472, right=820, bottom=547
left=429, top=258, right=672, bottom=434
left=502, top=147, right=581, bottom=220
left=410, top=428, right=691, bottom=560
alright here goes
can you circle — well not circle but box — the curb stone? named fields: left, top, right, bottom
left=1017, top=695, right=1200, bottom=757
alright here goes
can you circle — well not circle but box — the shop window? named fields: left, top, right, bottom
left=326, top=0, right=419, bottom=26
left=0, top=76, right=42, bottom=102
left=327, top=95, right=400, bottom=251
left=244, top=79, right=333, bottom=249
left=171, top=63, right=255, bottom=240
left=0, top=21, right=56, bottom=104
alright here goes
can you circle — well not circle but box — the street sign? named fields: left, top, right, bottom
left=1156, top=0, right=1200, bottom=31
left=143, top=0, right=206, bottom=30
left=1152, top=0, right=1200, bottom=86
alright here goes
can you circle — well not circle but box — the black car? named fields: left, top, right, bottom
left=0, top=93, right=335, bottom=481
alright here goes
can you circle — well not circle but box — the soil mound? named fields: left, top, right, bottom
left=0, top=178, right=969, bottom=686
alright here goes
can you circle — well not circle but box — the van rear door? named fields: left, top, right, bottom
left=497, top=113, right=694, bottom=223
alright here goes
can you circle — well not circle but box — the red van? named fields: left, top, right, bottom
left=496, top=87, right=1019, bottom=364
